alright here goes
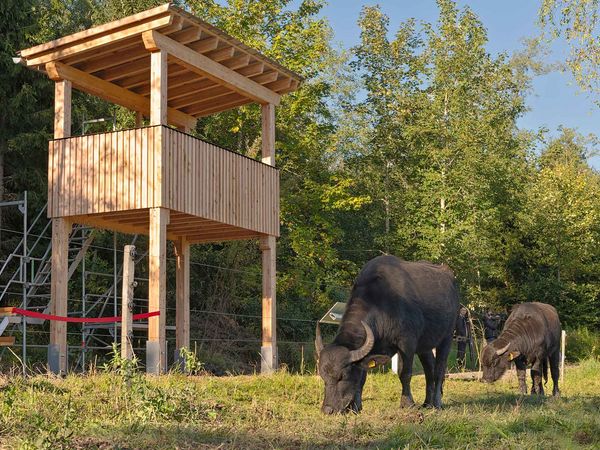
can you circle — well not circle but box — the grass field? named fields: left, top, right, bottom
left=1, top=359, right=599, bottom=449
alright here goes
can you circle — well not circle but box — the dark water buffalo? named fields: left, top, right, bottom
left=481, top=302, right=561, bottom=396
left=315, top=256, right=459, bottom=414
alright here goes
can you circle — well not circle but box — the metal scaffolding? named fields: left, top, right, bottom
left=0, top=194, right=148, bottom=372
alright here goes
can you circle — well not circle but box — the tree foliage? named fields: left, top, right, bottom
left=539, top=0, right=600, bottom=97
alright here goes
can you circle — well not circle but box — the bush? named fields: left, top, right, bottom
left=565, top=327, right=600, bottom=362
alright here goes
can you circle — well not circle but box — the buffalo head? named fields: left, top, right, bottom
left=481, top=342, right=520, bottom=383
left=315, top=321, right=389, bottom=414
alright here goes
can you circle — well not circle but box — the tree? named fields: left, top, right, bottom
left=344, top=0, right=532, bottom=308
left=539, top=0, right=600, bottom=97
left=517, top=128, right=600, bottom=326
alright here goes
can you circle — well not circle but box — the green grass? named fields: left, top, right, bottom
left=1, top=360, right=599, bottom=449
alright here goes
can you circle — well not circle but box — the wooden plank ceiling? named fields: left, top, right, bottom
left=72, top=209, right=262, bottom=244
left=18, top=3, right=302, bottom=120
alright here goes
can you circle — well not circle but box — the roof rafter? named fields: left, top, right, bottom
left=46, top=61, right=196, bottom=129
left=142, top=30, right=280, bottom=105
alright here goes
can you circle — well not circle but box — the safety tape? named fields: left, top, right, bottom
left=10, top=307, right=159, bottom=323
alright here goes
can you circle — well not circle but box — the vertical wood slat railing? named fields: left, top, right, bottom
left=48, top=125, right=279, bottom=236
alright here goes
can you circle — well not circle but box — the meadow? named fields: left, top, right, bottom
left=0, top=359, right=599, bottom=449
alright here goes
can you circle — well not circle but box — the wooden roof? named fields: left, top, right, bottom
left=18, top=3, right=302, bottom=127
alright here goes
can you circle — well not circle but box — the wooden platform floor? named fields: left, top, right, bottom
left=71, top=208, right=263, bottom=243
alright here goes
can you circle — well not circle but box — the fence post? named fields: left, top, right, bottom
left=560, top=329, right=566, bottom=381
left=121, top=245, right=136, bottom=360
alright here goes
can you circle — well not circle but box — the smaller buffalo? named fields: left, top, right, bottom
left=481, top=302, right=561, bottom=396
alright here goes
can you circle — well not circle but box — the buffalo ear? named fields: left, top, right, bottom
left=360, top=355, right=390, bottom=369
left=508, top=351, right=521, bottom=361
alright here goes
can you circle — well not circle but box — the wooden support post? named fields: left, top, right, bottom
left=49, top=218, right=71, bottom=374
left=121, top=245, right=136, bottom=360
left=135, top=111, right=143, bottom=127
left=48, top=78, right=72, bottom=375
left=560, top=329, right=566, bottom=381
left=174, top=237, right=190, bottom=365
left=260, top=235, right=276, bottom=373
left=54, top=80, right=72, bottom=138
left=150, top=50, right=167, bottom=126
left=147, top=207, right=169, bottom=374
left=261, top=103, right=275, bottom=166
left=260, top=103, right=277, bottom=374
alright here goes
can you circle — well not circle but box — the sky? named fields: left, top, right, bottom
left=318, top=0, right=600, bottom=168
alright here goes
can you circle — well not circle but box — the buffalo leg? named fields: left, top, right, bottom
left=432, top=336, right=452, bottom=408
left=530, top=360, right=544, bottom=395
left=515, top=356, right=527, bottom=395
left=398, top=351, right=416, bottom=408
left=418, top=350, right=436, bottom=407
left=549, top=351, right=560, bottom=397
left=352, top=368, right=367, bottom=412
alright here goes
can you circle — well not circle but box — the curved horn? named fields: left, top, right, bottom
left=349, top=321, right=375, bottom=362
left=315, top=323, right=324, bottom=357
left=495, top=342, right=510, bottom=356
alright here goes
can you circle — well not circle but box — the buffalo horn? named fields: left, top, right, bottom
left=315, top=323, right=324, bottom=356
left=349, top=321, right=375, bottom=362
left=495, top=343, right=510, bottom=356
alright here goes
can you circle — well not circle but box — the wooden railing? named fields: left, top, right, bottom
left=48, top=125, right=279, bottom=236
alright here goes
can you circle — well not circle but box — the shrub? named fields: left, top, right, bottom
left=565, top=327, right=600, bottom=362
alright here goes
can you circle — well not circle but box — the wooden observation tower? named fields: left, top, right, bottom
left=16, top=3, right=302, bottom=374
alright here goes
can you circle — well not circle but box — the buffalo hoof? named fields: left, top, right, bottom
left=400, top=395, right=416, bottom=408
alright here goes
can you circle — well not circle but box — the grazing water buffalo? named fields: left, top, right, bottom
left=315, top=256, right=459, bottom=414
left=481, top=302, right=561, bottom=396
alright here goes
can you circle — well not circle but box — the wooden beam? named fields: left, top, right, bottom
left=237, top=62, right=265, bottom=77
left=204, top=46, right=235, bottom=62
left=169, top=26, right=203, bottom=43
left=265, top=78, right=292, bottom=92
left=49, top=218, right=71, bottom=375
left=186, top=232, right=260, bottom=244
left=278, top=79, right=300, bottom=95
left=20, top=3, right=171, bottom=58
left=174, top=237, right=190, bottom=357
left=53, top=80, right=72, bottom=139
left=222, top=54, right=251, bottom=70
left=142, top=30, right=280, bottom=105
left=184, top=228, right=261, bottom=240
left=0, top=337, right=15, bottom=347
left=194, top=98, right=254, bottom=117
left=0, top=307, right=16, bottom=316
left=184, top=92, right=246, bottom=115
left=78, top=43, right=145, bottom=73
left=169, top=85, right=231, bottom=109
left=25, top=15, right=175, bottom=66
left=158, top=15, right=184, bottom=35
left=117, top=71, right=150, bottom=90
left=252, top=71, right=278, bottom=84
left=45, top=61, right=196, bottom=130
left=150, top=50, right=168, bottom=125
left=167, top=78, right=217, bottom=101
left=99, top=57, right=149, bottom=82
left=187, top=36, right=219, bottom=53
left=147, top=207, right=169, bottom=374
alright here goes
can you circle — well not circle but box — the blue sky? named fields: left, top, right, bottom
left=319, top=0, right=600, bottom=167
